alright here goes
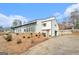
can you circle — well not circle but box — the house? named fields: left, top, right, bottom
left=11, top=16, right=59, bottom=37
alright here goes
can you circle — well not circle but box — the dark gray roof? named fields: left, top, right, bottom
left=11, top=21, right=36, bottom=29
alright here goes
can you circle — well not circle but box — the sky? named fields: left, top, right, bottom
left=0, top=3, right=78, bottom=27
left=0, top=3, right=72, bottom=18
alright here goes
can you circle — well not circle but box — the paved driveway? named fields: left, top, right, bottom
left=22, top=34, right=79, bottom=55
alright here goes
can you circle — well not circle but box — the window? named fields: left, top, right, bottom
left=55, top=24, right=56, bottom=27
left=24, top=29, right=27, bottom=32
left=29, top=27, right=30, bottom=32
left=27, top=28, right=29, bottom=32
left=30, top=26, right=35, bottom=32
left=30, top=27, right=32, bottom=32
left=27, top=27, right=30, bottom=32
left=43, top=23, right=46, bottom=27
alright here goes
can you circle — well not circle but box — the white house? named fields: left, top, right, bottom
left=11, top=16, right=59, bottom=37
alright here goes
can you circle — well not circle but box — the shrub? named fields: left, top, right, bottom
left=30, top=33, right=33, bottom=35
left=36, top=34, right=38, bottom=37
left=27, top=36, right=30, bottom=39
left=4, top=33, right=12, bottom=42
left=42, top=33, right=46, bottom=37
left=30, top=33, right=33, bottom=37
left=39, top=34, right=40, bottom=37
left=17, top=39, right=22, bottom=44
left=16, top=33, right=19, bottom=35
left=23, top=36, right=25, bottom=38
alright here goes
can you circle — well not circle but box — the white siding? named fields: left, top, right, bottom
left=13, top=17, right=59, bottom=37
left=14, top=23, right=36, bottom=33
left=35, top=20, right=42, bottom=33
left=41, top=20, right=51, bottom=36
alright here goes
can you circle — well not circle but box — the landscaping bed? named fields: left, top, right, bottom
left=0, top=32, right=47, bottom=54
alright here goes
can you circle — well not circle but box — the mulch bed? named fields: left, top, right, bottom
left=0, top=33, right=48, bottom=55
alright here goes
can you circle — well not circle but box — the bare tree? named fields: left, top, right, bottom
left=12, top=19, right=22, bottom=27
left=70, top=10, right=79, bottom=29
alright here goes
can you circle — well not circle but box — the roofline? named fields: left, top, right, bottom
left=11, top=21, right=36, bottom=29
left=11, top=16, right=56, bottom=29
left=32, top=16, right=56, bottom=21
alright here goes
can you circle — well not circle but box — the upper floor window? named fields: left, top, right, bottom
left=43, top=23, right=46, bottom=27
left=55, top=24, right=56, bottom=27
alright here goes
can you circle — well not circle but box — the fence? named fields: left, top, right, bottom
left=60, top=30, right=72, bottom=35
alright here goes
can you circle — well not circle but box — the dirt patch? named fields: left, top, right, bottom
left=0, top=32, right=5, bottom=36
left=72, top=32, right=79, bottom=35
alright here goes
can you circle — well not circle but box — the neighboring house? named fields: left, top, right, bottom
left=11, top=16, right=59, bottom=37
left=0, top=26, right=4, bottom=32
left=58, top=23, right=73, bottom=30
left=58, top=24, right=73, bottom=35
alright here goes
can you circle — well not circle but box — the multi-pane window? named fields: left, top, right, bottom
left=26, top=27, right=30, bottom=32
left=24, top=29, right=27, bottom=32
left=27, top=27, right=29, bottom=32
left=43, top=23, right=46, bottom=27
left=28, top=27, right=30, bottom=32
left=22, top=24, right=36, bottom=32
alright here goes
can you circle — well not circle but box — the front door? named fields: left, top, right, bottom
left=55, top=30, right=57, bottom=36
